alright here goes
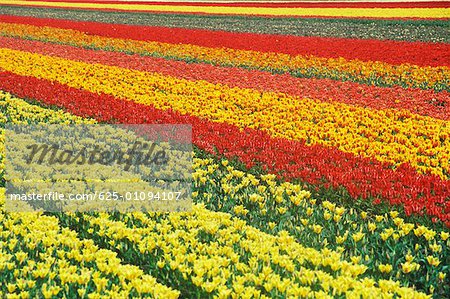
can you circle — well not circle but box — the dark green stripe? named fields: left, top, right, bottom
left=0, top=5, right=449, bottom=43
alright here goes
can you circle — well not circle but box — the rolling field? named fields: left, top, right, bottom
left=0, top=1, right=449, bottom=298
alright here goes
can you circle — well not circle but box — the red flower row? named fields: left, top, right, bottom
left=2, top=37, right=448, bottom=120
left=1, top=70, right=448, bottom=226
left=19, top=0, right=450, bottom=8
left=1, top=15, right=448, bottom=67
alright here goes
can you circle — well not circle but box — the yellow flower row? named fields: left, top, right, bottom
left=0, top=91, right=95, bottom=125
left=77, top=205, right=430, bottom=298
left=0, top=22, right=448, bottom=89
left=192, top=156, right=449, bottom=294
left=194, top=156, right=450, bottom=243
left=0, top=192, right=180, bottom=298
left=0, top=0, right=448, bottom=18
left=1, top=49, right=448, bottom=179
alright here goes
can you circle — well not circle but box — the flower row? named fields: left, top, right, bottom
left=191, top=155, right=450, bottom=296
left=2, top=36, right=448, bottom=121
left=2, top=48, right=448, bottom=180
left=13, top=0, right=450, bottom=8
left=0, top=95, right=426, bottom=298
left=0, top=73, right=449, bottom=222
left=1, top=1, right=448, bottom=18
left=1, top=6, right=448, bottom=43
left=1, top=21, right=449, bottom=90
left=1, top=72, right=448, bottom=225
left=2, top=14, right=448, bottom=66
left=61, top=205, right=430, bottom=298
left=1, top=90, right=448, bottom=296
left=0, top=192, right=180, bottom=298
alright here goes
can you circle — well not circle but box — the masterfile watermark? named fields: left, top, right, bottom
left=9, top=191, right=183, bottom=202
left=26, top=140, right=169, bottom=171
left=5, top=124, right=192, bottom=213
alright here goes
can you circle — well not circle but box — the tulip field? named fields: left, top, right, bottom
left=0, top=0, right=449, bottom=298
